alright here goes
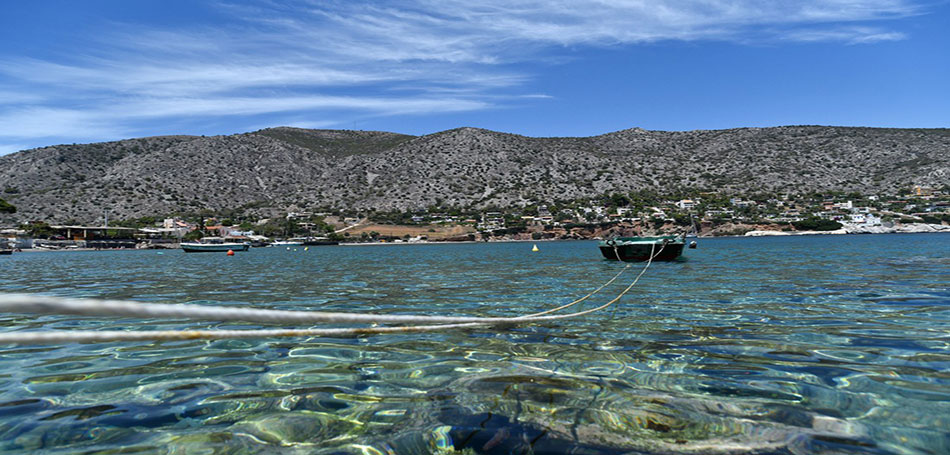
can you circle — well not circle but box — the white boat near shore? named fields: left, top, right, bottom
left=271, top=239, right=304, bottom=246
left=181, top=238, right=250, bottom=252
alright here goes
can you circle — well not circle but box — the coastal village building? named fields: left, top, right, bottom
left=675, top=199, right=696, bottom=210
left=162, top=218, right=192, bottom=229
left=478, top=212, right=505, bottom=231
left=220, top=227, right=255, bottom=237
left=648, top=207, right=669, bottom=219
left=35, top=225, right=140, bottom=249
left=848, top=213, right=882, bottom=226
left=140, top=227, right=189, bottom=237
left=704, top=209, right=735, bottom=220
left=835, top=201, right=853, bottom=211
left=914, top=186, right=934, bottom=197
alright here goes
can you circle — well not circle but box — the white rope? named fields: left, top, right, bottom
left=0, top=243, right=662, bottom=344
left=0, top=324, right=497, bottom=344
left=523, top=262, right=632, bottom=317
left=0, top=293, right=605, bottom=325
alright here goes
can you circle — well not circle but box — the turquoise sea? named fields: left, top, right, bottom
left=0, top=233, right=948, bottom=454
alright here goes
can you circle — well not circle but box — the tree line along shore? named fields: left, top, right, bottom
left=3, top=187, right=948, bottom=250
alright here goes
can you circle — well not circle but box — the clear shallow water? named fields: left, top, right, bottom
left=0, top=234, right=948, bottom=454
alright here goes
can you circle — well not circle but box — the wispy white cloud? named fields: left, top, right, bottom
left=0, top=0, right=927, bottom=153
left=0, top=107, right=130, bottom=141
left=288, top=0, right=919, bottom=58
left=0, top=89, right=46, bottom=104
left=108, top=95, right=491, bottom=119
left=0, top=95, right=490, bottom=150
left=782, top=26, right=907, bottom=43
left=0, top=58, right=389, bottom=97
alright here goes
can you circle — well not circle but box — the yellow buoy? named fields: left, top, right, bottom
left=532, top=244, right=539, bottom=252
left=304, top=247, right=309, bottom=251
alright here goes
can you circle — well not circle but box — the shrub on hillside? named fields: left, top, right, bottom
left=0, top=198, right=15, bottom=214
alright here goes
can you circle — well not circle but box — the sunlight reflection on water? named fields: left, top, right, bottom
left=1, top=234, right=949, bottom=453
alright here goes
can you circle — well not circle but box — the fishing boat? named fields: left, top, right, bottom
left=598, top=235, right=686, bottom=262
left=180, top=238, right=250, bottom=253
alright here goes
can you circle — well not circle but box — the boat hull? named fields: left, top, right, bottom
left=598, top=237, right=685, bottom=262
left=181, top=243, right=250, bottom=253
left=302, top=239, right=339, bottom=246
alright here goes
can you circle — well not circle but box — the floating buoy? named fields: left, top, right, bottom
left=304, top=247, right=309, bottom=251
left=532, top=244, right=539, bottom=252
left=286, top=247, right=290, bottom=250
left=226, top=249, right=234, bottom=256
left=689, top=241, right=697, bottom=249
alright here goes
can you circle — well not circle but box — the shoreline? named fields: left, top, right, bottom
left=742, top=222, right=950, bottom=237
left=6, top=228, right=948, bottom=253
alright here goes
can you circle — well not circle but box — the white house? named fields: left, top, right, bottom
left=834, top=201, right=853, bottom=211
left=675, top=199, right=696, bottom=210
left=848, top=213, right=882, bottom=226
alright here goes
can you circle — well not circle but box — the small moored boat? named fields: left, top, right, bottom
left=271, top=239, right=304, bottom=246
left=181, top=238, right=250, bottom=253
left=598, top=235, right=686, bottom=262
left=301, top=237, right=339, bottom=246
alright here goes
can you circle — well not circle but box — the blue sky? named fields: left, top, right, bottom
left=0, top=0, right=948, bottom=155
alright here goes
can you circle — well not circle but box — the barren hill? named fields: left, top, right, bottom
left=1, top=125, right=947, bottom=223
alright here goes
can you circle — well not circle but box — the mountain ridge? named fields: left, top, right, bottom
left=1, top=125, right=947, bottom=224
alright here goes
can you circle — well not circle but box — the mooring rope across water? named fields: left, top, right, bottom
left=523, top=261, right=632, bottom=318
left=0, top=244, right=662, bottom=344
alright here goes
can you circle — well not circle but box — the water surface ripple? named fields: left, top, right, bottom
left=1, top=234, right=948, bottom=454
